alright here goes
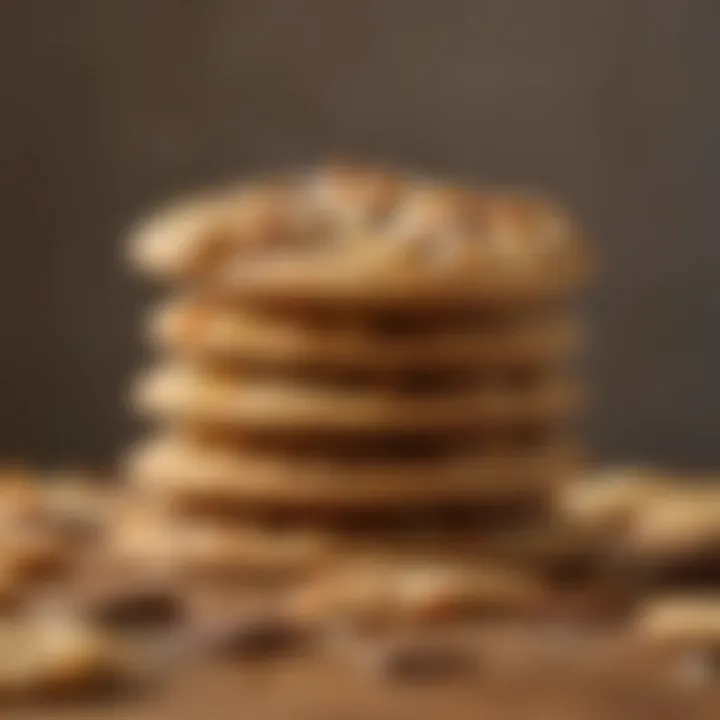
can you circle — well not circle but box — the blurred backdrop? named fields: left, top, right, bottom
left=0, top=0, right=717, bottom=467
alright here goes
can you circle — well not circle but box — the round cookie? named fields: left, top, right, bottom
left=132, top=363, right=584, bottom=435
left=129, top=165, right=591, bottom=306
left=107, top=504, right=330, bottom=581
left=149, top=297, right=584, bottom=371
left=127, top=181, right=295, bottom=284
left=123, top=435, right=580, bottom=511
left=288, top=557, right=551, bottom=631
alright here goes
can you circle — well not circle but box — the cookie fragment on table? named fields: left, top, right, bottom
left=635, top=595, right=720, bottom=686
left=635, top=596, right=720, bottom=649
left=0, top=616, right=120, bottom=701
left=624, top=487, right=720, bottom=563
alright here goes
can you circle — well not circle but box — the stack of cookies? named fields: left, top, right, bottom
left=121, top=165, right=592, bottom=624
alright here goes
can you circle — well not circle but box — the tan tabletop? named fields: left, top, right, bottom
left=12, top=625, right=720, bottom=720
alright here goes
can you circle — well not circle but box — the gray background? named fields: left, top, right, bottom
left=0, top=0, right=718, bottom=467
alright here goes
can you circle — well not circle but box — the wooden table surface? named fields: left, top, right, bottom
left=12, top=625, right=720, bottom=720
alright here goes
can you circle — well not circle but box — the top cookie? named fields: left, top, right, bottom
left=128, top=165, right=590, bottom=306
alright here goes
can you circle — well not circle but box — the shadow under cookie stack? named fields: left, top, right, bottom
left=123, top=165, right=592, bottom=629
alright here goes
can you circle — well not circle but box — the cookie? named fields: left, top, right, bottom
left=0, top=470, right=116, bottom=543
left=0, top=525, right=72, bottom=582
left=124, top=435, right=580, bottom=511
left=148, top=297, right=584, bottom=371
left=459, top=521, right=606, bottom=580
left=623, top=487, right=720, bottom=562
left=635, top=596, right=720, bottom=650
left=325, top=524, right=633, bottom=621
left=0, top=617, right=117, bottom=700
left=128, top=180, right=307, bottom=284
left=132, top=363, right=584, bottom=435
left=289, top=559, right=550, bottom=632
left=555, top=466, right=663, bottom=533
left=108, top=506, right=330, bottom=581
left=129, top=165, right=590, bottom=305
left=38, top=475, right=118, bottom=540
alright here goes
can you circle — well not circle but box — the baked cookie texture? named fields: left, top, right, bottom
left=129, top=166, right=591, bottom=304
left=107, top=504, right=330, bottom=581
left=635, top=595, right=720, bottom=649
left=148, top=296, right=585, bottom=370
left=121, top=163, right=593, bottom=625
left=125, top=434, right=579, bottom=510
left=132, top=362, right=584, bottom=434
left=0, top=617, right=117, bottom=699
left=288, top=558, right=552, bottom=631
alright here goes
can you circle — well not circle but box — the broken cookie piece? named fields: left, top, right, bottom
left=624, top=487, right=720, bottom=563
left=635, top=596, right=720, bottom=649
left=0, top=616, right=119, bottom=700
left=635, top=596, right=720, bottom=687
